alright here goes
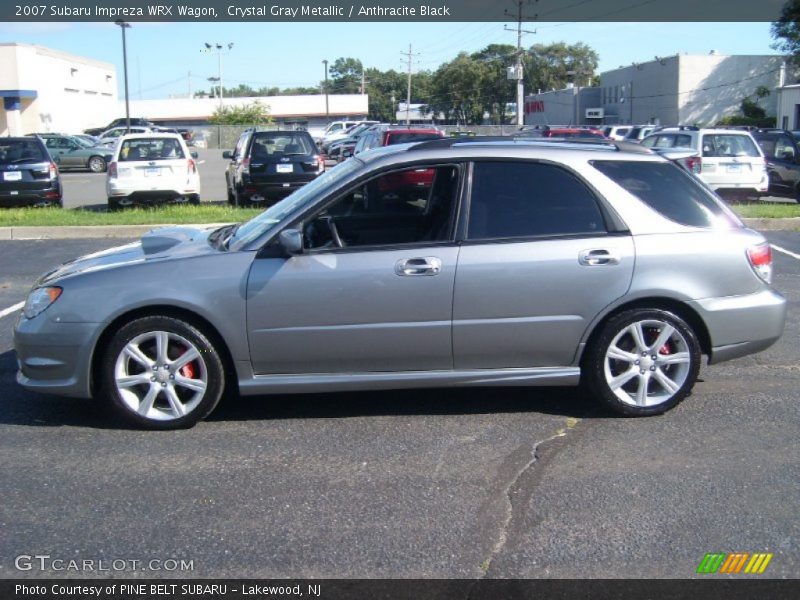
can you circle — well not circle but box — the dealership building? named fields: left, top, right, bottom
left=0, top=43, right=118, bottom=136
left=524, top=53, right=785, bottom=127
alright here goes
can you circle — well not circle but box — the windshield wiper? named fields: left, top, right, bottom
left=222, top=224, right=241, bottom=250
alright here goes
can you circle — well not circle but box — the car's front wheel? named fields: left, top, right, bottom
left=101, top=316, right=225, bottom=429
left=584, top=309, right=701, bottom=416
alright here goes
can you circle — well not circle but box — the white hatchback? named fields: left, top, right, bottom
left=106, top=133, right=200, bottom=209
left=641, top=127, right=769, bottom=198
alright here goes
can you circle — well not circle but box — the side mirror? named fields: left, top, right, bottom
left=342, top=149, right=352, bottom=158
left=222, top=150, right=233, bottom=159
left=278, top=228, right=304, bottom=255
left=190, top=151, right=199, bottom=159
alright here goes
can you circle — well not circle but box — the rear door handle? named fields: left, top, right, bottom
left=395, top=257, right=442, bottom=276
left=579, top=248, right=620, bottom=266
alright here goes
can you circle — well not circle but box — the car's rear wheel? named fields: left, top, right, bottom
left=189, top=194, right=200, bottom=205
left=101, top=316, right=225, bottom=429
left=107, top=197, right=123, bottom=211
left=88, top=156, right=107, bottom=173
left=584, top=309, right=701, bottom=416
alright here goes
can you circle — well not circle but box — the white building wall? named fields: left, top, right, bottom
left=679, top=54, right=782, bottom=125
left=600, top=58, right=680, bottom=125
left=0, top=43, right=118, bottom=135
left=776, top=85, right=800, bottom=130
left=126, top=94, right=369, bottom=123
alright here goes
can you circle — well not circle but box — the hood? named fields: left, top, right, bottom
left=36, top=225, right=221, bottom=285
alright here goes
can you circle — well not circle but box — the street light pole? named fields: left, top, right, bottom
left=322, top=59, right=329, bottom=123
left=115, top=20, right=131, bottom=133
left=203, top=43, right=233, bottom=110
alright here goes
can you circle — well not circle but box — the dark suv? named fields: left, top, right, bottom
left=0, top=137, right=62, bottom=208
left=752, top=129, right=800, bottom=201
left=224, top=129, right=323, bottom=207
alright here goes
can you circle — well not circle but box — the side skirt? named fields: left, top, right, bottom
left=238, top=367, right=580, bottom=396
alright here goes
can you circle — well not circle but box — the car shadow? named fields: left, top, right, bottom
left=0, top=348, right=599, bottom=430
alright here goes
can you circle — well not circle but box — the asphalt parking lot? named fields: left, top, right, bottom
left=0, top=232, right=798, bottom=579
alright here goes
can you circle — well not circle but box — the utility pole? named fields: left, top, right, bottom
left=400, top=44, right=419, bottom=125
left=188, top=70, right=192, bottom=99
left=114, top=20, right=131, bottom=132
left=505, top=1, right=537, bottom=127
left=322, top=59, right=329, bottom=122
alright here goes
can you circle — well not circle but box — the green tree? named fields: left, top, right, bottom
left=327, top=57, right=364, bottom=94
left=428, top=52, right=487, bottom=125
left=525, top=42, right=599, bottom=93
left=208, top=101, right=273, bottom=125
left=772, top=0, right=800, bottom=65
left=471, top=44, right=517, bottom=124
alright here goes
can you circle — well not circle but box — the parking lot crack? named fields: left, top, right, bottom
left=471, top=417, right=580, bottom=586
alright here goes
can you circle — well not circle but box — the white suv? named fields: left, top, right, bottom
left=641, top=127, right=768, bottom=198
left=106, top=133, right=200, bottom=209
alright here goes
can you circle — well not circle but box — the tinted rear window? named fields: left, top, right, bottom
left=0, top=140, right=46, bottom=164
left=386, top=132, right=443, bottom=145
left=119, top=138, right=185, bottom=161
left=591, top=160, right=738, bottom=228
left=251, top=132, right=314, bottom=157
left=701, top=134, right=760, bottom=158
left=468, top=161, right=606, bottom=239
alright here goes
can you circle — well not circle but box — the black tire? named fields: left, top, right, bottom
left=583, top=308, right=701, bottom=416
left=88, top=156, right=107, bottom=173
left=107, top=197, right=123, bottom=211
left=227, top=184, right=235, bottom=205
left=101, top=316, right=225, bottom=429
left=189, top=194, right=200, bottom=205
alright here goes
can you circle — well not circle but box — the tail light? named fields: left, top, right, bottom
left=187, top=158, right=197, bottom=175
left=49, top=162, right=58, bottom=180
left=107, top=161, right=118, bottom=178
left=242, top=157, right=250, bottom=174
left=747, top=243, right=773, bottom=284
left=682, top=156, right=702, bottom=174
left=313, top=155, right=325, bottom=173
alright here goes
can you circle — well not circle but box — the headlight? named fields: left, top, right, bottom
left=23, top=287, right=62, bottom=319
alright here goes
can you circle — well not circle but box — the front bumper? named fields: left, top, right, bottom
left=13, top=312, right=99, bottom=398
left=688, top=288, right=787, bottom=364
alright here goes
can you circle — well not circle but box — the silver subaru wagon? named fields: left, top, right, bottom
left=14, top=139, right=786, bottom=429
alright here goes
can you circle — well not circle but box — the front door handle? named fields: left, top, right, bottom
left=579, top=248, right=620, bottom=266
left=395, top=257, right=442, bottom=276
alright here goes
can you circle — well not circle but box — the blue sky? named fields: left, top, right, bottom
left=0, top=21, right=776, bottom=99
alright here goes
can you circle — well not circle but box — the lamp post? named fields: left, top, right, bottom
left=114, top=20, right=131, bottom=133
left=322, top=59, right=329, bottom=123
left=203, top=43, right=233, bottom=110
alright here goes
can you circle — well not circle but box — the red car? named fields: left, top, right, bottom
left=543, top=128, right=606, bottom=139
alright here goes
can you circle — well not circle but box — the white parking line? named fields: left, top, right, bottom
left=0, top=301, right=24, bottom=320
left=772, top=244, right=800, bottom=261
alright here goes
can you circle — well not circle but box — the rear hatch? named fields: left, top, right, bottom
left=115, top=137, right=192, bottom=188
left=698, top=132, right=765, bottom=188
left=0, top=139, right=55, bottom=195
left=247, top=132, right=321, bottom=184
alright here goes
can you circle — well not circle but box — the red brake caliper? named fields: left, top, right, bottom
left=178, top=347, right=196, bottom=379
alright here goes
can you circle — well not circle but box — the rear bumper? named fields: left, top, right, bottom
left=241, top=179, right=315, bottom=201
left=0, top=184, right=62, bottom=207
left=13, top=313, right=98, bottom=398
left=688, top=289, right=787, bottom=364
left=107, top=181, right=200, bottom=203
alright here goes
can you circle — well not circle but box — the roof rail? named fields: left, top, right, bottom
left=408, top=136, right=654, bottom=154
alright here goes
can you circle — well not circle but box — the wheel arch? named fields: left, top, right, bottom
left=90, top=304, right=238, bottom=397
left=579, top=297, right=712, bottom=367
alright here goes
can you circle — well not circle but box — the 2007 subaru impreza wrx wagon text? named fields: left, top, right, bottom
left=14, top=138, right=787, bottom=429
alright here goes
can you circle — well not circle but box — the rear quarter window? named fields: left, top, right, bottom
left=591, top=160, right=739, bottom=228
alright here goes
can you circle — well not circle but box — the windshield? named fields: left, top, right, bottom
left=229, top=159, right=363, bottom=250
left=0, top=140, right=47, bottom=164
left=251, top=132, right=314, bottom=157
left=72, top=136, right=95, bottom=148
left=119, top=138, right=185, bottom=161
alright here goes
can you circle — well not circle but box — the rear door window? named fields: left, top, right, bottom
left=591, top=160, right=739, bottom=228
left=467, top=161, right=607, bottom=240
left=701, top=134, right=761, bottom=158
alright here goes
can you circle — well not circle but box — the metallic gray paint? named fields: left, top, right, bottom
left=13, top=141, right=788, bottom=405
